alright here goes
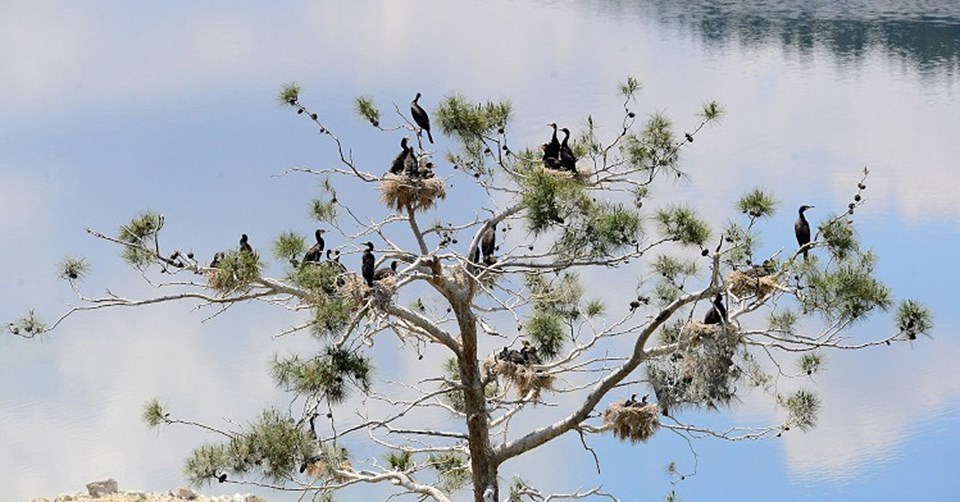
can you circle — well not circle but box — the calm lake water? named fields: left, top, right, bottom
left=2, top=1, right=958, bottom=500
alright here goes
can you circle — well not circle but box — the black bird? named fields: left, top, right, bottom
left=639, top=393, right=649, bottom=406
left=239, top=234, right=253, bottom=254
left=361, top=242, right=376, bottom=287
left=497, top=347, right=511, bottom=361
left=389, top=137, right=411, bottom=175
left=559, top=127, right=577, bottom=172
left=795, top=205, right=814, bottom=259
left=480, top=221, right=497, bottom=265
left=215, top=472, right=227, bottom=483
left=373, top=260, right=398, bottom=281
left=624, top=393, right=638, bottom=407
left=703, top=293, right=727, bottom=325
left=209, top=252, right=223, bottom=268
left=411, top=92, right=433, bottom=144
left=520, top=342, right=541, bottom=365
left=542, top=123, right=561, bottom=168
left=507, top=348, right=526, bottom=365
left=302, top=229, right=326, bottom=264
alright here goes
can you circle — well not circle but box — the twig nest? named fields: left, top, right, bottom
left=341, top=274, right=397, bottom=311
left=380, top=173, right=446, bottom=212
left=727, top=270, right=779, bottom=300
left=482, top=355, right=554, bottom=401
left=305, top=457, right=353, bottom=483
left=541, top=164, right=592, bottom=183
left=602, top=401, right=661, bottom=443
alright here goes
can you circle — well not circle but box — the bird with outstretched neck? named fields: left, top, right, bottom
left=389, top=137, right=411, bottom=175
left=795, top=205, right=814, bottom=259
left=361, top=242, right=376, bottom=287
left=542, top=123, right=561, bottom=168
left=703, top=293, right=727, bottom=325
left=302, top=229, right=326, bottom=264
left=559, top=127, right=577, bottom=172
left=411, top=92, right=433, bottom=144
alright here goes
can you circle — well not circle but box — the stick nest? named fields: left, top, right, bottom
left=341, top=274, right=397, bottom=311
left=482, top=355, right=554, bottom=401
left=541, top=164, right=592, bottom=183
left=601, top=401, right=661, bottom=443
left=726, top=270, right=779, bottom=300
left=380, top=174, right=446, bottom=212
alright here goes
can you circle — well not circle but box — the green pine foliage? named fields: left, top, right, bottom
left=142, top=398, right=168, bottom=428
left=311, top=178, right=338, bottom=223
left=798, top=353, right=825, bottom=376
left=119, top=212, right=162, bottom=268
left=440, top=357, right=465, bottom=414
left=554, top=201, right=642, bottom=259
left=781, top=389, right=820, bottom=431
left=277, top=82, right=301, bottom=106
left=58, top=256, right=90, bottom=282
left=271, top=347, right=371, bottom=403
left=802, top=251, right=891, bottom=323
left=818, top=215, right=858, bottom=261
left=385, top=449, right=412, bottom=472
left=427, top=452, right=470, bottom=494
left=896, top=299, right=933, bottom=340
left=183, top=408, right=314, bottom=486
left=654, top=205, right=710, bottom=247
left=520, top=169, right=590, bottom=234
left=736, top=188, right=779, bottom=219
left=273, top=231, right=306, bottom=262
left=208, top=250, right=264, bottom=293
left=354, top=95, right=381, bottom=126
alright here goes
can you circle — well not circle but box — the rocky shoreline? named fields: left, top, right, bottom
left=30, top=479, right=267, bottom=502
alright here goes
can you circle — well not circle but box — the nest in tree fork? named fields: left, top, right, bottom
left=380, top=173, right=446, bottom=212
left=482, top=355, right=554, bottom=401
left=602, top=401, right=661, bottom=443
left=541, top=164, right=592, bottom=183
left=341, top=274, right=397, bottom=311
left=305, top=457, right=354, bottom=483
left=726, top=270, right=779, bottom=300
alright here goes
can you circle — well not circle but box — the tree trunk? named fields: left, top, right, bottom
left=456, top=302, right=498, bottom=501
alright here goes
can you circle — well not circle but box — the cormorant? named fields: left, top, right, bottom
left=639, top=393, right=649, bottom=406
left=795, top=205, right=814, bottom=259
left=411, top=92, right=433, bottom=144
left=373, top=260, right=398, bottom=281
left=215, top=472, right=227, bottom=483
left=361, top=242, right=376, bottom=287
left=519, top=340, right=541, bottom=365
left=209, top=252, right=223, bottom=268
left=389, top=137, right=411, bottom=175
left=559, top=128, right=577, bottom=172
left=480, top=221, right=497, bottom=265
left=302, top=229, right=326, bottom=264
left=507, top=348, right=526, bottom=365
left=239, top=234, right=253, bottom=254
left=624, top=393, right=638, bottom=407
left=497, top=347, right=511, bottom=361
left=542, top=123, right=561, bottom=168
left=703, top=293, right=727, bottom=325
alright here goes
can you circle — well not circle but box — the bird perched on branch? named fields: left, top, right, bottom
left=303, top=229, right=326, bottom=264
left=559, top=127, right=577, bottom=173
left=542, top=123, right=561, bottom=169
left=389, top=137, right=412, bottom=175
left=703, top=293, right=727, bottom=325
left=239, top=234, right=253, bottom=254
left=411, top=92, right=433, bottom=144
left=480, top=221, right=497, bottom=265
left=795, top=205, right=814, bottom=259
left=361, top=242, right=376, bottom=287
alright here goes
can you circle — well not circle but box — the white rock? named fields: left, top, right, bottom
left=86, top=479, right=119, bottom=498
left=173, top=487, right=198, bottom=500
